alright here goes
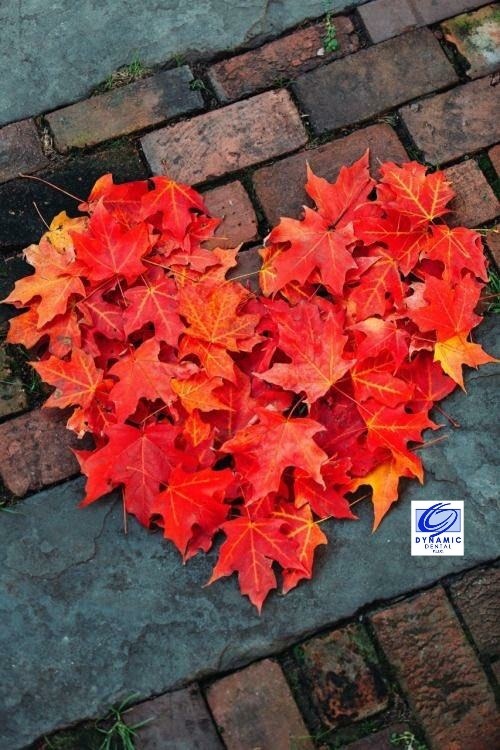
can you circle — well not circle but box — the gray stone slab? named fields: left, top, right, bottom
left=0, top=317, right=498, bottom=750
left=0, top=0, right=363, bottom=126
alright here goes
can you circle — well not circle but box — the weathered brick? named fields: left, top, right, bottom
left=371, top=586, right=500, bottom=750
left=400, top=77, right=499, bottom=164
left=359, top=0, right=486, bottom=44
left=442, top=5, right=500, bottom=79
left=47, top=67, right=203, bottom=151
left=293, top=29, right=458, bottom=134
left=299, top=624, right=388, bottom=729
left=228, top=248, right=262, bottom=292
left=253, top=123, right=407, bottom=226
left=445, top=159, right=499, bottom=228
left=206, top=659, right=313, bottom=750
left=489, top=143, right=500, bottom=174
left=486, top=225, right=500, bottom=266
left=0, top=119, right=47, bottom=184
left=0, top=346, right=27, bottom=419
left=124, top=685, right=223, bottom=749
left=0, top=408, right=86, bottom=496
left=141, top=89, right=307, bottom=184
left=202, top=182, right=258, bottom=249
left=345, top=724, right=410, bottom=750
left=208, top=18, right=359, bottom=102
left=449, top=566, right=500, bottom=658
left=0, top=143, right=148, bottom=252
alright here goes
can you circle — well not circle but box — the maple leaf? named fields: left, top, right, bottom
left=71, top=201, right=150, bottom=283
left=108, top=338, right=196, bottom=422
left=350, top=454, right=415, bottom=530
left=378, top=161, right=454, bottom=225
left=7, top=307, right=81, bottom=358
left=294, top=462, right=355, bottom=520
left=77, top=421, right=185, bottom=525
left=151, top=466, right=233, bottom=558
left=434, top=335, right=496, bottom=390
left=423, top=225, right=487, bottom=283
left=348, top=247, right=405, bottom=320
left=32, top=348, right=103, bottom=409
left=141, top=176, right=207, bottom=239
left=305, top=151, right=375, bottom=229
left=351, top=354, right=414, bottom=407
left=222, top=409, right=328, bottom=500
left=256, top=300, right=352, bottom=404
left=171, top=371, right=229, bottom=413
left=354, top=207, right=427, bottom=276
left=208, top=510, right=306, bottom=611
left=123, top=268, right=183, bottom=345
left=275, top=503, right=328, bottom=594
left=265, top=207, right=356, bottom=294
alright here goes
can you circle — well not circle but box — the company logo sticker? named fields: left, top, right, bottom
left=411, top=500, right=464, bottom=556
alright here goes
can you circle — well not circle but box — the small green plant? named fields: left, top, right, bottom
left=95, top=694, right=151, bottom=750
left=323, top=12, right=339, bottom=53
left=189, top=78, right=207, bottom=92
left=391, top=730, right=428, bottom=750
left=101, top=56, right=150, bottom=92
left=486, top=269, right=500, bottom=314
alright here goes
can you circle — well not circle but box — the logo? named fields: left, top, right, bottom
left=411, top=500, right=464, bottom=556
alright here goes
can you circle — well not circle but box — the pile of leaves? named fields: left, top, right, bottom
left=4, top=153, right=494, bottom=610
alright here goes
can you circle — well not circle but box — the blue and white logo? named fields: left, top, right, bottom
left=411, top=500, right=464, bottom=556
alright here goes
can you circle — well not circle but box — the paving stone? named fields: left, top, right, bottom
left=124, top=686, right=223, bottom=749
left=208, top=18, right=359, bottom=102
left=0, top=143, right=148, bottom=252
left=442, top=5, right=500, bottom=79
left=489, top=143, right=500, bottom=174
left=445, top=159, right=500, bottom=228
left=299, top=624, right=388, bottom=729
left=344, top=724, right=410, bottom=750
left=228, top=248, right=262, bottom=292
left=202, top=182, right=258, bottom=249
left=400, top=77, right=499, bottom=165
left=140, top=89, right=307, bottom=184
left=0, top=318, right=498, bottom=749
left=0, top=346, right=27, bottom=419
left=253, top=123, right=408, bottom=226
left=486, top=225, right=500, bottom=266
left=46, top=67, right=203, bottom=152
left=206, top=659, right=313, bottom=750
left=0, top=119, right=48, bottom=184
left=0, top=254, right=31, bottom=323
left=0, top=407, right=85, bottom=496
left=371, top=586, right=500, bottom=750
left=358, top=0, right=486, bottom=44
left=293, top=29, right=458, bottom=134
left=449, top=566, right=500, bottom=658
left=0, top=0, right=366, bottom=127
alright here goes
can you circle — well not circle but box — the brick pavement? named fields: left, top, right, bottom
left=0, top=0, right=498, bottom=746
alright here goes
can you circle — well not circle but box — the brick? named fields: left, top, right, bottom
left=299, top=624, right=388, bottom=729
left=206, top=659, right=313, bottom=750
left=486, top=224, right=500, bottom=266
left=0, top=346, right=27, bottom=419
left=208, top=18, right=359, bottom=102
left=400, top=77, right=499, bottom=165
left=47, top=67, right=203, bottom=151
left=293, top=29, right=458, bottom=134
left=449, top=566, right=500, bottom=658
left=0, top=143, right=148, bottom=252
left=202, top=182, right=258, bottom=249
left=228, top=248, right=262, bottom=292
left=124, top=686, right=223, bottom=749
left=140, top=89, right=307, bottom=184
left=0, top=119, right=47, bottom=185
left=442, top=5, right=500, bottom=79
left=359, top=0, right=486, bottom=44
left=489, top=144, right=500, bottom=174
left=345, top=724, right=410, bottom=750
left=253, top=123, right=407, bottom=226
left=371, top=586, right=500, bottom=750
left=445, top=160, right=499, bottom=227
left=0, top=408, right=87, bottom=496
